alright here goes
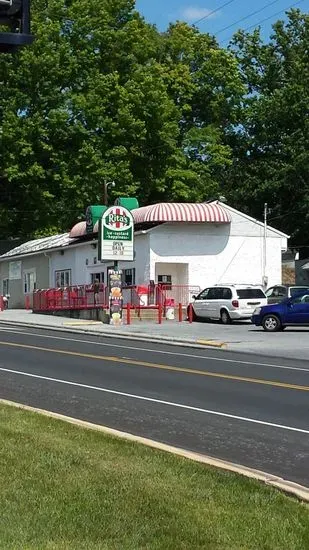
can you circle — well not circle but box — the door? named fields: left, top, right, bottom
left=284, top=294, right=309, bottom=324
left=203, top=287, right=219, bottom=318
left=192, top=288, right=210, bottom=318
left=211, top=287, right=225, bottom=319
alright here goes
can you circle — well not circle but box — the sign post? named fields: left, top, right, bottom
left=98, top=206, right=134, bottom=325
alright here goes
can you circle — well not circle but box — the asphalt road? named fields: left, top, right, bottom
left=0, top=324, right=308, bottom=486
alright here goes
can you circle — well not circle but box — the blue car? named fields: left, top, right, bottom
left=251, top=290, right=309, bottom=331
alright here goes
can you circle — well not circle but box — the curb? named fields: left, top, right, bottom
left=1, top=398, right=308, bottom=503
left=0, top=319, right=227, bottom=350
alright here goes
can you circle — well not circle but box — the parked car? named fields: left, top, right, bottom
left=251, top=290, right=309, bottom=331
left=265, top=284, right=309, bottom=304
left=188, top=284, right=267, bottom=324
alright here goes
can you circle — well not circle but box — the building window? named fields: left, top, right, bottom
left=123, top=269, right=135, bottom=286
left=90, top=272, right=104, bottom=284
left=158, top=274, right=172, bottom=290
left=55, top=269, right=71, bottom=288
left=23, top=270, right=36, bottom=294
left=2, top=279, right=9, bottom=296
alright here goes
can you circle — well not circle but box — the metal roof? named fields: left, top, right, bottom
left=0, top=233, right=75, bottom=260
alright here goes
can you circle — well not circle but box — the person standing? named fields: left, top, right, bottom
left=93, top=278, right=100, bottom=305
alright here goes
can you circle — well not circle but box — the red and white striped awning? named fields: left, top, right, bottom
left=132, top=202, right=230, bottom=224
left=69, top=202, right=230, bottom=237
left=69, top=221, right=87, bottom=238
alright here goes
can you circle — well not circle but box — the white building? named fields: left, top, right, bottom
left=0, top=201, right=288, bottom=309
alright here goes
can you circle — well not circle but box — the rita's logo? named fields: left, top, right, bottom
left=105, top=208, right=131, bottom=229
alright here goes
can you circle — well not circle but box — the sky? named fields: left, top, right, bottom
left=135, top=0, right=308, bottom=44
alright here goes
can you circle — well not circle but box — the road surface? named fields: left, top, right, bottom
left=0, top=324, right=308, bottom=486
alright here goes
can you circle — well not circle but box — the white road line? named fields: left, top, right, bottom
left=0, top=366, right=308, bottom=435
left=0, top=326, right=309, bottom=374
left=0, top=327, right=25, bottom=332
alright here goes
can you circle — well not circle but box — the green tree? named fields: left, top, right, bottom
left=0, top=0, right=244, bottom=239
left=224, top=9, right=309, bottom=246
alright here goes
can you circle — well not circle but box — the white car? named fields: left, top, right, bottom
left=188, top=284, right=267, bottom=324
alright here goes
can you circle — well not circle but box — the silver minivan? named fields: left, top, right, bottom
left=189, top=284, right=267, bottom=324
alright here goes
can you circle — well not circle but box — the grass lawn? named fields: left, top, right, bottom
left=0, top=404, right=308, bottom=549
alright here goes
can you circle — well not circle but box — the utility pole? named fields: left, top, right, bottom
left=263, top=202, right=268, bottom=288
left=103, top=180, right=115, bottom=206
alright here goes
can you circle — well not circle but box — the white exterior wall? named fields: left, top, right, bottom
left=49, top=233, right=151, bottom=286
left=149, top=212, right=286, bottom=289
left=45, top=207, right=288, bottom=291
left=48, top=247, right=77, bottom=287
left=119, top=233, right=151, bottom=284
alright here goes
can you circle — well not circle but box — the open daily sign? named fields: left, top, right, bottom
left=98, top=205, right=134, bottom=262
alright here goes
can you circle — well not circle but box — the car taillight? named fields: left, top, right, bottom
left=232, top=300, right=239, bottom=308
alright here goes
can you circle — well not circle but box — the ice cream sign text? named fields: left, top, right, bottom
left=98, top=206, right=134, bottom=262
left=106, top=212, right=130, bottom=227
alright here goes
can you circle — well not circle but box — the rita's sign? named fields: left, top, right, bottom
left=98, top=205, right=134, bottom=262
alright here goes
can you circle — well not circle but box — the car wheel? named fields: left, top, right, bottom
left=262, top=314, right=282, bottom=332
left=220, top=309, right=231, bottom=325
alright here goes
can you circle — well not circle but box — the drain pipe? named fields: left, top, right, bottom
left=44, top=252, right=51, bottom=287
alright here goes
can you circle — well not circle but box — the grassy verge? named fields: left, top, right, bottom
left=0, top=404, right=308, bottom=549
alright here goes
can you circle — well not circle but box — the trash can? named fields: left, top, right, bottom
left=136, top=285, right=148, bottom=306
left=165, top=298, right=175, bottom=320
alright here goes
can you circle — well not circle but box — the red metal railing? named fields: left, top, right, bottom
left=32, top=283, right=200, bottom=320
left=33, top=284, right=109, bottom=312
left=157, top=284, right=200, bottom=307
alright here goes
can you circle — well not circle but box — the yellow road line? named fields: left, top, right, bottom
left=0, top=340, right=308, bottom=392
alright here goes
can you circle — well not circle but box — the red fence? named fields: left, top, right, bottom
left=156, top=284, right=200, bottom=308
left=32, top=283, right=200, bottom=314
left=33, top=284, right=108, bottom=312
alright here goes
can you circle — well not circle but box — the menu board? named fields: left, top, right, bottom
left=109, top=270, right=123, bottom=326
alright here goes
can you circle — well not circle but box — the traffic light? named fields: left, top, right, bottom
left=0, top=0, right=34, bottom=52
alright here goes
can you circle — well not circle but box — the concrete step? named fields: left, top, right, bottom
left=127, top=307, right=186, bottom=322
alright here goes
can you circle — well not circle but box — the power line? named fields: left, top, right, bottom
left=241, top=0, right=306, bottom=32
left=192, top=0, right=239, bottom=25
left=221, top=0, right=306, bottom=43
left=215, top=0, right=281, bottom=35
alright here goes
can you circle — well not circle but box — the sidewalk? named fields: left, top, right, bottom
left=0, top=309, right=309, bottom=361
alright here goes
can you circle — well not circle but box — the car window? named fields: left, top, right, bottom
left=293, top=294, right=309, bottom=304
left=290, top=287, right=309, bottom=296
left=265, top=286, right=286, bottom=298
left=214, top=288, right=225, bottom=299
left=275, top=286, right=287, bottom=297
left=265, top=287, right=274, bottom=298
left=207, top=288, right=219, bottom=300
left=222, top=287, right=232, bottom=300
left=237, top=289, right=266, bottom=299
left=291, top=294, right=309, bottom=304
left=196, top=288, right=209, bottom=300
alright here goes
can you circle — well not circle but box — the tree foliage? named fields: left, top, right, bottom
left=0, top=0, right=243, bottom=238
left=224, top=9, right=309, bottom=246
left=0, top=3, right=308, bottom=246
